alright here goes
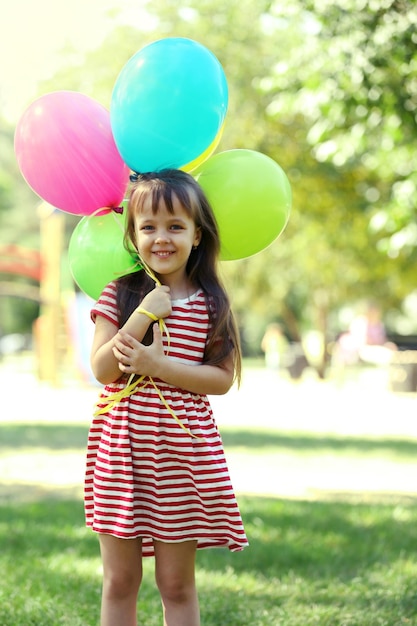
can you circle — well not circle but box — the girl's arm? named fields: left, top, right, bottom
left=158, top=357, right=234, bottom=395
left=112, top=324, right=235, bottom=395
left=91, top=286, right=172, bottom=385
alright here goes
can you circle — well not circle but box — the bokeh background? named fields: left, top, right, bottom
left=1, top=2, right=417, bottom=625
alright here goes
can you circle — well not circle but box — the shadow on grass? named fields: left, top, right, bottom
left=1, top=496, right=417, bottom=625
left=201, top=495, right=417, bottom=576
left=2, top=423, right=416, bottom=459
left=0, top=423, right=90, bottom=450
left=1, top=495, right=417, bottom=576
left=221, top=429, right=417, bottom=458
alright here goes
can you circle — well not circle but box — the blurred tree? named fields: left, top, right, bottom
left=0, top=115, right=42, bottom=336
left=0, top=116, right=40, bottom=247
left=3, top=0, right=416, bottom=372
left=265, top=0, right=417, bottom=257
left=251, top=0, right=417, bottom=370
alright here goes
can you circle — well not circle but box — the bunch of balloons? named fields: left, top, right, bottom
left=14, top=37, right=291, bottom=299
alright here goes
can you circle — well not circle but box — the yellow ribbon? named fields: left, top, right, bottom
left=94, top=260, right=202, bottom=440
left=94, top=372, right=202, bottom=439
left=94, top=374, right=147, bottom=416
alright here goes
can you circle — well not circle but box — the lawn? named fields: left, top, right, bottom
left=1, top=417, right=417, bottom=625
left=1, top=496, right=417, bottom=625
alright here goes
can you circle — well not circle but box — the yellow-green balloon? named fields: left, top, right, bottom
left=68, top=206, right=140, bottom=300
left=194, top=149, right=291, bottom=260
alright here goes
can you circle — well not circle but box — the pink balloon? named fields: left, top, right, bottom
left=14, top=91, right=130, bottom=216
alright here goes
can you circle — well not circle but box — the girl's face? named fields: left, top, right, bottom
left=134, top=193, right=201, bottom=285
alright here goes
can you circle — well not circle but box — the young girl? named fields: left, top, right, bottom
left=84, top=169, right=248, bottom=626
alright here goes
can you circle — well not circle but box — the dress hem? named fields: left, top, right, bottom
left=86, top=523, right=248, bottom=556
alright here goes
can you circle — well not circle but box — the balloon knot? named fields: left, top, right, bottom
left=112, top=206, right=124, bottom=214
left=129, top=171, right=141, bottom=183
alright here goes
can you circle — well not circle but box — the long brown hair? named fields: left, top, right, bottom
left=117, top=169, right=241, bottom=384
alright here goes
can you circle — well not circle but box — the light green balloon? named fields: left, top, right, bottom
left=68, top=205, right=140, bottom=300
left=194, top=149, right=291, bottom=260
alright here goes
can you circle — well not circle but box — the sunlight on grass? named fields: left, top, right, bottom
left=2, top=422, right=416, bottom=504
left=1, top=414, right=417, bottom=624
left=1, top=497, right=417, bottom=624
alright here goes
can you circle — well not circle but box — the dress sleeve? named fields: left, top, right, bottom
left=90, top=282, right=119, bottom=327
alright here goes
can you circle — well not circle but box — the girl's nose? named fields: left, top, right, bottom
left=155, top=232, right=170, bottom=244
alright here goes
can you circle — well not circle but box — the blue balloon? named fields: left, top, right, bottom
left=110, top=37, right=228, bottom=172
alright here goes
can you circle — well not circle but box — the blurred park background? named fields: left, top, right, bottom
left=1, top=0, right=417, bottom=380
left=1, top=1, right=417, bottom=624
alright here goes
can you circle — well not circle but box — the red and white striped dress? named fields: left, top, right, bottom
left=84, top=281, right=248, bottom=557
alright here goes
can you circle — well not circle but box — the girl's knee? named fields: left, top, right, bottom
left=154, top=540, right=197, bottom=604
left=99, top=535, right=142, bottom=601
left=156, top=573, right=195, bottom=604
left=103, top=568, right=142, bottom=600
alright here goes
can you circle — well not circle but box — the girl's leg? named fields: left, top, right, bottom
left=98, top=534, right=143, bottom=626
left=154, top=540, right=200, bottom=626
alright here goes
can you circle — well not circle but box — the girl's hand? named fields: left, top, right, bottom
left=112, top=325, right=165, bottom=377
left=113, top=325, right=235, bottom=394
left=139, top=285, right=172, bottom=320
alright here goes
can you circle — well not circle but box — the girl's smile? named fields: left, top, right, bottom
left=135, top=194, right=201, bottom=284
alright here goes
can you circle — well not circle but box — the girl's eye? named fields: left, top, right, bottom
left=141, top=225, right=154, bottom=231
left=170, top=224, right=183, bottom=230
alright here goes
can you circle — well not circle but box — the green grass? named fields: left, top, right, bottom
left=2, top=422, right=416, bottom=460
left=220, top=427, right=417, bottom=461
left=1, top=497, right=417, bottom=625
left=1, top=420, right=417, bottom=625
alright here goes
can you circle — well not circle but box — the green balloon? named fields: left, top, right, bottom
left=194, top=149, right=291, bottom=260
left=68, top=206, right=140, bottom=300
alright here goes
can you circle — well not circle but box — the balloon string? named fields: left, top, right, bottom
left=148, top=376, right=204, bottom=439
left=93, top=256, right=205, bottom=435
left=87, top=205, right=170, bottom=346
left=89, top=207, right=115, bottom=218
left=85, top=204, right=144, bottom=283
left=89, top=206, right=198, bottom=436
left=110, top=205, right=126, bottom=233
left=137, top=256, right=171, bottom=351
left=94, top=374, right=146, bottom=415
left=94, top=374, right=202, bottom=440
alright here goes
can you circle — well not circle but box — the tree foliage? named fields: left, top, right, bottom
left=266, top=0, right=417, bottom=256
left=2, top=0, right=416, bottom=360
